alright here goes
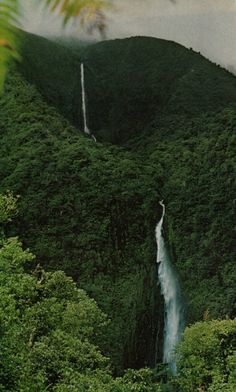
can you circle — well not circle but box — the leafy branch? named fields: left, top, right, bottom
left=0, top=0, right=20, bottom=90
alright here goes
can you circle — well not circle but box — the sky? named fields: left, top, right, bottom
left=20, top=0, right=236, bottom=73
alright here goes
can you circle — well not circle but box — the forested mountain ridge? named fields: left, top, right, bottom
left=19, top=32, right=236, bottom=143
left=0, top=31, right=235, bottom=390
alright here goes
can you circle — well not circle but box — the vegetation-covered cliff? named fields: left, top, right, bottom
left=19, top=33, right=236, bottom=143
left=17, top=32, right=236, bottom=321
left=0, top=70, right=163, bottom=372
left=0, top=32, right=235, bottom=390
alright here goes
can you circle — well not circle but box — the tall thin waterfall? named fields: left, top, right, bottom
left=155, top=201, right=185, bottom=374
left=81, top=63, right=93, bottom=137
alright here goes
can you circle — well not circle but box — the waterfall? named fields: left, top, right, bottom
left=155, top=201, right=185, bottom=374
left=80, top=63, right=96, bottom=141
left=81, top=63, right=90, bottom=135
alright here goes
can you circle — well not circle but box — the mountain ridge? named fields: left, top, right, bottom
left=18, top=31, right=236, bottom=143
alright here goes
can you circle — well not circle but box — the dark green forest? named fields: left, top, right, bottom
left=0, top=31, right=235, bottom=391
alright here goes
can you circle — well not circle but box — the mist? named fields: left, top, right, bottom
left=20, top=0, right=236, bottom=72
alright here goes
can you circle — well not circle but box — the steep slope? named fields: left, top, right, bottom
left=17, top=30, right=82, bottom=127
left=0, top=71, right=162, bottom=371
left=19, top=33, right=236, bottom=143
left=83, top=37, right=236, bottom=143
left=130, top=110, right=236, bottom=322
left=2, top=31, right=235, bottom=369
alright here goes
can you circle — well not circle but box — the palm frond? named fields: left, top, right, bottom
left=45, top=0, right=112, bottom=36
left=0, top=0, right=20, bottom=92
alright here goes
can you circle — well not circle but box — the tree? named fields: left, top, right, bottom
left=0, top=192, right=162, bottom=391
left=0, top=237, right=110, bottom=390
left=0, top=191, right=18, bottom=224
left=0, top=193, right=108, bottom=390
left=175, top=319, right=236, bottom=391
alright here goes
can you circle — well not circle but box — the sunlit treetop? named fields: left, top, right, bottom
left=0, top=191, right=19, bottom=225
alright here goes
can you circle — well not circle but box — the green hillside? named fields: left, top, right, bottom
left=18, top=30, right=82, bottom=127
left=0, top=31, right=235, bottom=390
left=83, top=37, right=236, bottom=143
left=0, top=71, right=162, bottom=371
left=131, top=109, right=236, bottom=322
left=19, top=33, right=236, bottom=144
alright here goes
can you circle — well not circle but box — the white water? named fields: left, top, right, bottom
left=156, top=201, right=185, bottom=374
left=81, top=63, right=90, bottom=135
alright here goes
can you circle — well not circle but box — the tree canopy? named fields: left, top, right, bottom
left=0, top=192, right=163, bottom=390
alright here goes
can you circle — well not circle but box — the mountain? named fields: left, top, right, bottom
left=0, top=31, right=235, bottom=373
left=19, top=32, right=236, bottom=143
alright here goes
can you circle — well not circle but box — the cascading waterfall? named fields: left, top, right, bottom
left=80, top=63, right=96, bottom=141
left=155, top=201, right=185, bottom=374
left=81, top=63, right=90, bottom=135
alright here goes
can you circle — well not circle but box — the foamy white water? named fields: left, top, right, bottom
left=156, top=201, right=185, bottom=374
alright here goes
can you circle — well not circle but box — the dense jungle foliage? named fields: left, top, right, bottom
left=131, top=109, right=236, bottom=323
left=0, top=32, right=235, bottom=390
left=0, top=71, right=162, bottom=372
left=17, top=32, right=236, bottom=323
left=0, top=194, right=163, bottom=391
